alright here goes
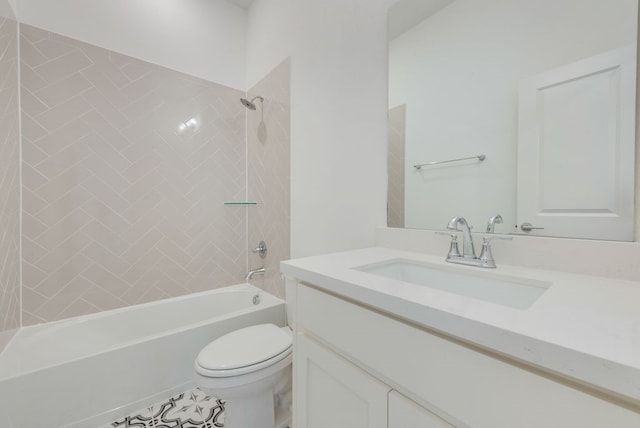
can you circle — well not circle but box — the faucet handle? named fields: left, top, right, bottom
left=435, top=231, right=461, bottom=259
left=477, top=234, right=511, bottom=268
left=478, top=238, right=496, bottom=268
left=252, top=240, right=268, bottom=259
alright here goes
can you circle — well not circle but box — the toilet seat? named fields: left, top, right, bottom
left=195, top=324, right=292, bottom=378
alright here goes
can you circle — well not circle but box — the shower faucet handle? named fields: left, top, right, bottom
left=252, top=241, right=268, bottom=259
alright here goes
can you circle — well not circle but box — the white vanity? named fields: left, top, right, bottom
left=281, top=245, right=640, bottom=427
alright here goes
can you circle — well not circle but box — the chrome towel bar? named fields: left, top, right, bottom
left=413, top=154, right=486, bottom=170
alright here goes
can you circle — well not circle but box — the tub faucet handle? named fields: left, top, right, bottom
left=252, top=241, right=267, bottom=259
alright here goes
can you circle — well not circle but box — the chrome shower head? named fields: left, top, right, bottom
left=240, top=98, right=256, bottom=110
left=240, top=96, right=264, bottom=110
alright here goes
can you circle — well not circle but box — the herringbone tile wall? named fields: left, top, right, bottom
left=247, top=60, right=290, bottom=299
left=388, top=104, right=405, bottom=228
left=0, top=16, right=21, bottom=339
left=20, top=24, right=249, bottom=325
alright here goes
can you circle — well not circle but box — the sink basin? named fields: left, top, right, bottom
left=354, top=259, right=550, bottom=309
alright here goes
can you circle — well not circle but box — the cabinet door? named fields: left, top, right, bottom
left=295, top=333, right=390, bottom=428
left=389, top=391, right=455, bottom=428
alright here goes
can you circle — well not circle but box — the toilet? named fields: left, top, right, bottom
left=194, top=323, right=293, bottom=428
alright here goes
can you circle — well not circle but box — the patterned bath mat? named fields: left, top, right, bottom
left=111, top=388, right=225, bottom=428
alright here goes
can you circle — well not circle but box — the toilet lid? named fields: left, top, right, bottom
left=196, top=324, right=292, bottom=373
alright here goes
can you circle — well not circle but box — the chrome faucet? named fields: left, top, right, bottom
left=443, top=215, right=511, bottom=268
left=485, top=214, right=503, bottom=233
left=446, top=216, right=476, bottom=259
left=245, top=267, right=266, bottom=280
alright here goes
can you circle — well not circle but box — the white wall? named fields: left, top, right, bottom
left=16, top=0, right=248, bottom=89
left=289, top=0, right=394, bottom=257
left=248, top=0, right=393, bottom=258
left=246, top=0, right=294, bottom=89
left=390, top=0, right=637, bottom=233
left=0, top=0, right=15, bottom=19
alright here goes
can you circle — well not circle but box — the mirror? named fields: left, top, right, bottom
left=388, top=0, right=638, bottom=240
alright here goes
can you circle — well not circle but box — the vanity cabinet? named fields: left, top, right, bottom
left=292, top=282, right=640, bottom=428
left=389, top=391, right=454, bottom=428
left=296, top=331, right=451, bottom=428
left=296, top=333, right=389, bottom=428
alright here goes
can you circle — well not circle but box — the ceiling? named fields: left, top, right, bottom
left=389, top=0, right=455, bottom=40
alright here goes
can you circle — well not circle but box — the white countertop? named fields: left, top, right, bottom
left=281, top=247, right=640, bottom=405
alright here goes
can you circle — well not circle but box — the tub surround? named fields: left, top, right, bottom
left=247, top=59, right=291, bottom=299
left=281, top=245, right=640, bottom=406
left=387, top=105, right=406, bottom=229
left=0, top=14, right=21, bottom=350
left=0, top=329, right=17, bottom=357
left=20, top=23, right=247, bottom=324
left=14, top=22, right=292, bottom=326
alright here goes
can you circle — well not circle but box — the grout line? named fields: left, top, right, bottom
left=245, top=91, right=250, bottom=277
left=17, top=18, right=23, bottom=329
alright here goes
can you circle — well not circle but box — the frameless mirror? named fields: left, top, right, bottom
left=388, top=0, right=638, bottom=240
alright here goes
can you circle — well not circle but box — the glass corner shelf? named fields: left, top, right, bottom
left=223, top=202, right=257, bottom=205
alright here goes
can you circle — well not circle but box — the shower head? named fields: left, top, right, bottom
left=240, top=96, right=264, bottom=110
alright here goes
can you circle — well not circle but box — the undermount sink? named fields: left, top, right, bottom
left=354, top=259, right=550, bottom=309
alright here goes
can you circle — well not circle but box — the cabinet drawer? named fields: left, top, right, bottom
left=296, top=283, right=640, bottom=428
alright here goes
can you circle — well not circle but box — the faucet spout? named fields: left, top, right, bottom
left=446, top=216, right=476, bottom=258
left=485, top=213, right=503, bottom=233
left=245, top=267, right=266, bottom=281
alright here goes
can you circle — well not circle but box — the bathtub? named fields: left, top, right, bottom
left=0, top=284, right=286, bottom=428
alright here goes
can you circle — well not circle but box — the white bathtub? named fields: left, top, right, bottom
left=0, top=284, right=286, bottom=428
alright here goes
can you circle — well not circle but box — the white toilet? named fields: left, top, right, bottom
left=194, top=323, right=293, bottom=428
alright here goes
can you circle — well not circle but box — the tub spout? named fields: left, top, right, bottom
left=245, top=267, right=266, bottom=281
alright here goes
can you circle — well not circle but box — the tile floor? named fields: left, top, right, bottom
left=108, top=388, right=225, bottom=428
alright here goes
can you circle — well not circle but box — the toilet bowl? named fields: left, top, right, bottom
left=194, top=323, right=292, bottom=428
